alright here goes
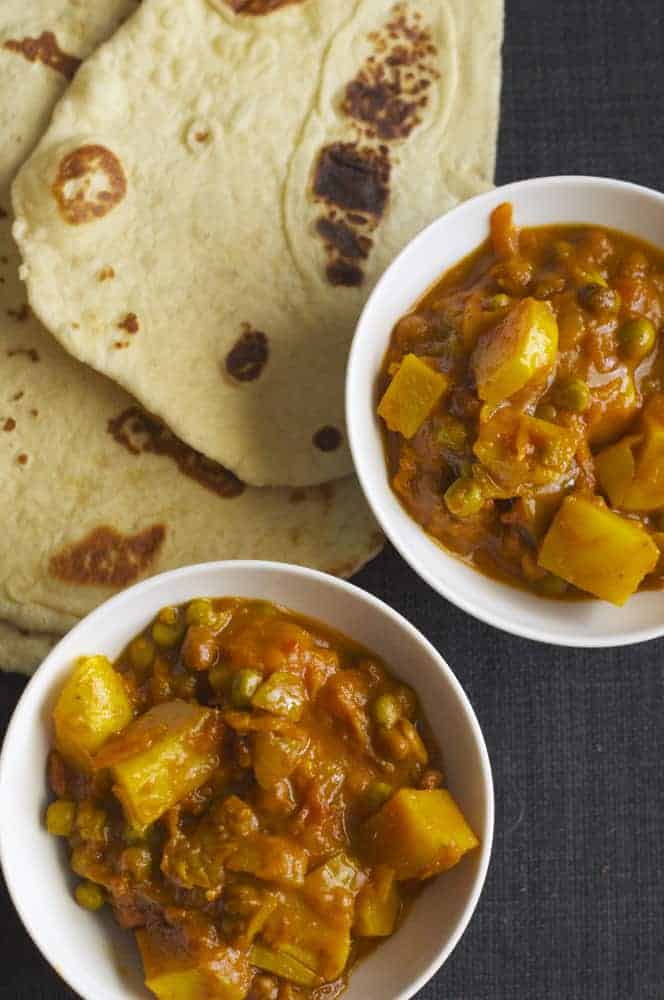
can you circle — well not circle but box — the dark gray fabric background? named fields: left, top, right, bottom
left=1, top=1, right=663, bottom=997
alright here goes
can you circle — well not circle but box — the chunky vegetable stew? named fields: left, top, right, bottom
left=46, top=598, right=478, bottom=1000
left=378, top=204, right=664, bottom=605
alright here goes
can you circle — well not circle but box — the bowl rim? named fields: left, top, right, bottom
left=346, top=174, right=664, bottom=648
left=0, top=559, right=494, bottom=1000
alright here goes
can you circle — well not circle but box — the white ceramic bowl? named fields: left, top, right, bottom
left=347, top=176, right=664, bottom=647
left=0, top=561, right=493, bottom=1000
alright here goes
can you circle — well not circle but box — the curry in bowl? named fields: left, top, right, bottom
left=45, top=597, right=478, bottom=1000
left=378, top=204, right=664, bottom=605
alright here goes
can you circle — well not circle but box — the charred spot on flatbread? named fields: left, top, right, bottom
left=312, top=5, right=439, bottom=287
left=225, top=327, right=269, bottom=382
left=4, top=31, right=81, bottom=80
left=3, top=418, right=16, bottom=432
left=108, top=406, right=245, bottom=498
left=342, top=4, right=439, bottom=142
left=49, top=524, right=166, bottom=587
left=53, top=145, right=127, bottom=225
left=98, top=266, right=115, bottom=282
left=315, top=218, right=372, bottom=261
left=313, top=426, right=343, bottom=452
left=313, top=143, right=390, bottom=287
left=118, top=312, right=139, bottom=334
left=224, top=0, right=307, bottom=14
left=314, top=143, right=390, bottom=216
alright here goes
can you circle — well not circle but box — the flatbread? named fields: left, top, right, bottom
left=12, top=0, right=504, bottom=486
left=0, top=1, right=382, bottom=674
left=0, top=621, right=61, bottom=678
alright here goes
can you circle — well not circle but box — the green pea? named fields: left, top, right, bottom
left=444, top=477, right=484, bottom=517
left=157, top=605, right=179, bottom=626
left=578, top=284, right=621, bottom=315
left=371, top=693, right=401, bottom=729
left=365, top=780, right=393, bottom=812
left=486, top=293, right=511, bottom=311
left=436, top=416, right=467, bottom=452
left=618, top=317, right=656, bottom=362
left=231, top=669, right=263, bottom=707
left=151, top=621, right=183, bottom=648
left=46, top=800, right=76, bottom=837
left=186, top=598, right=216, bottom=627
left=553, top=377, right=591, bottom=413
left=129, top=636, right=154, bottom=672
left=536, top=403, right=558, bottom=423
left=75, top=881, right=105, bottom=911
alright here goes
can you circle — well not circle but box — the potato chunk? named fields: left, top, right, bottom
left=378, top=354, right=449, bottom=439
left=538, top=495, right=659, bottom=604
left=472, top=298, right=558, bottom=404
left=95, top=700, right=221, bottom=827
left=53, top=655, right=133, bottom=770
left=354, top=866, right=400, bottom=937
left=596, top=396, right=664, bottom=511
left=261, top=889, right=353, bottom=982
left=358, top=789, right=479, bottom=881
left=474, top=407, right=576, bottom=493
left=138, top=927, right=251, bottom=1000
left=225, top=834, right=309, bottom=887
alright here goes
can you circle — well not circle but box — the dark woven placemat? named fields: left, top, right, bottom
left=2, top=1, right=664, bottom=997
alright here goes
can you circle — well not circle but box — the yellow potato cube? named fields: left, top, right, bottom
left=138, top=928, right=251, bottom=1000
left=354, top=867, right=400, bottom=937
left=472, top=298, right=558, bottom=404
left=378, top=354, right=449, bottom=439
left=597, top=396, right=664, bottom=512
left=359, top=789, right=479, bottom=881
left=538, top=495, right=659, bottom=604
left=95, top=700, right=221, bottom=827
left=53, top=655, right=133, bottom=770
left=262, top=890, right=352, bottom=982
left=473, top=407, right=576, bottom=492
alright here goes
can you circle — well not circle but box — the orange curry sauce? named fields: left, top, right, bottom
left=378, top=205, right=664, bottom=602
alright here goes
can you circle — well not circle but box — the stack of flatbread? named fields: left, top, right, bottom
left=0, top=0, right=503, bottom=673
